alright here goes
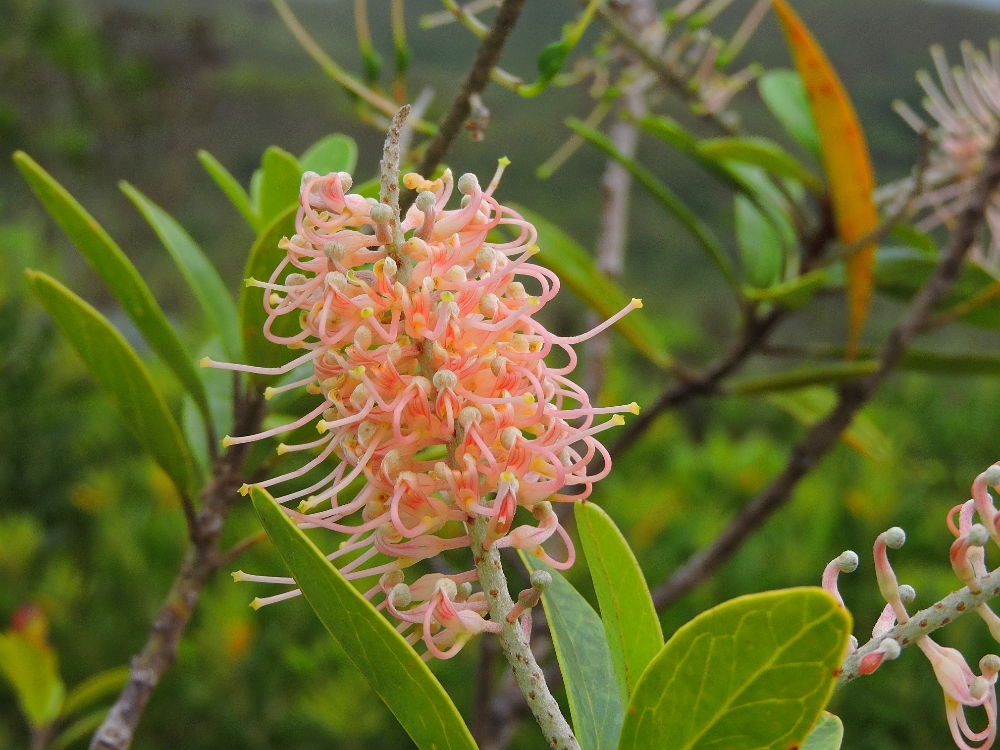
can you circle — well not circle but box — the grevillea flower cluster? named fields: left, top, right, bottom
left=824, top=463, right=1000, bottom=750
left=875, top=41, right=1000, bottom=272
left=205, top=145, right=639, bottom=659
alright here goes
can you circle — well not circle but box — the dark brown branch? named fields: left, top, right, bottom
left=404, top=0, right=527, bottom=206
left=652, top=133, right=1000, bottom=612
left=90, top=394, right=266, bottom=750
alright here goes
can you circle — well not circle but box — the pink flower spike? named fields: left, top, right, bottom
left=919, top=637, right=999, bottom=750
left=225, top=153, right=635, bottom=657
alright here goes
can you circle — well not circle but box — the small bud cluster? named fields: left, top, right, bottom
left=208, top=158, right=639, bottom=659
left=824, top=463, right=1000, bottom=750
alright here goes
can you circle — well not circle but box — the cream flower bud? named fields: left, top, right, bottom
left=285, top=273, right=307, bottom=286
left=338, top=171, right=353, bottom=191
left=433, top=370, right=458, bottom=390
left=490, top=356, right=507, bottom=376
left=350, top=383, right=370, bottom=410
left=324, top=241, right=346, bottom=261
left=458, top=407, right=481, bottom=428
left=326, top=271, right=348, bottom=291
left=506, top=281, right=526, bottom=299
left=475, top=246, right=495, bottom=270
left=357, top=420, right=378, bottom=447
left=480, top=293, right=499, bottom=317
left=458, top=173, right=479, bottom=194
left=390, top=583, right=412, bottom=608
left=381, top=256, right=398, bottom=278
left=370, top=203, right=393, bottom=224
left=354, top=326, right=372, bottom=351
left=435, top=578, right=459, bottom=600
left=500, top=427, right=520, bottom=450
left=415, top=191, right=436, bottom=211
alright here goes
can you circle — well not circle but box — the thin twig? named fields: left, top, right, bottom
left=405, top=0, right=528, bottom=207
left=651, top=133, right=1000, bottom=612
left=90, top=395, right=266, bottom=750
left=217, top=531, right=268, bottom=570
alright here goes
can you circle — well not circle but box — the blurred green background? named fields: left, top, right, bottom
left=4, top=0, right=1000, bottom=748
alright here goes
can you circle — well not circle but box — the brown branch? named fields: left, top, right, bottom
left=90, top=394, right=266, bottom=750
left=652, top=133, right=1000, bottom=612
left=404, top=0, right=527, bottom=205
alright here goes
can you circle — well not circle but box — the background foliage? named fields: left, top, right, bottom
left=4, top=0, right=1000, bottom=748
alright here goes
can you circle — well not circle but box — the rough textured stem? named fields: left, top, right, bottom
left=652, top=133, right=1000, bottom=612
left=90, top=396, right=265, bottom=750
left=380, top=105, right=413, bottom=285
left=838, top=566, right=1000, bottom=688
left=404, top=0, right=527, bottom=209
left=469, top=517, right=580, bottom=750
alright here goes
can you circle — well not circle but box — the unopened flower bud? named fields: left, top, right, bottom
left=443, top=265, right=466, bottom=283
left=476, top=246, right=495, bottom=270
left=507, top=281, right=526, bottom=299
left=899, top=585, right=916, bottom=605
left=324, top=241, right=346, bottom=261
left=971, top=676, right=990, bottom=701
left=458, top=407, right=482, bottom=428
left=300, top=170, right=320, bottom=190
left=381, top=450, right=403, bottom=477
left=363, top=498, right=387, bottom=522
left=435, top=578, right=458, bottom=600
left=337, top=172, right=353, bottom=191
left=370, top=204, right=393, bottom=224
left=970, top=523, right=990, bottom=547
left=357, top=420, right=378, bottom=447
left=415, top=191, right=436, bottom=212
left=457, top=172, right=479, bottom=194
left=387, top=342, right=403, bottom=364
left=480, top=293, right=499, bottom=317
left=381, top=256, right=398, bottom=278
left=490, top=355, right=507, bottom=376
left=433, top=370, right=458, bottom=390
left=837, top=551, right=859, bottom=572
left=285, top=273, right=307, bottom=286
left=985, top=465, right=1000, bottom=486
left=381, top=568, right=404, bottom=588
left=886, top=527, right=906, bottom=549
left=500, top=427, right=519, bottom=450
left=390, top=583, right=412, bottom=609
left=981, top=654, right=1000, bottom=677
left=530, top=570, right=552, bottom=590
left=351, top=383, right=371, bottom=409
left=326, top=271, right=348, bottom=291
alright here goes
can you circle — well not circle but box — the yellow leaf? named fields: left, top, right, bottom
left=772, top=0, right=879, bottom=358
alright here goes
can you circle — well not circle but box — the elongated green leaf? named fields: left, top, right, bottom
left=767, top=386, right=890, bottom=462
left=121, top=182, right=241, bottom=361
left=26, top=271, right=195, bottom=495
left=197, top=149, right=260, bottom=231
left=758, top=70, right=822, bottom=161
left=259, top=146, right=302, bottom=227
left=14, top=152, right=210, bottom=420
left=300, top=134, right=358, bottom=176
left=60, top=667, right=129, bottom=719
left=743, top=269, right=828, bottom=309
left=618, top=588, right=850, bottom=750
left=728, top=361, right=877, bottom=396
left=240, top=205, right=301, bottom=384
left=634, top=116, right=795, bottom=255
left=575, top=502, right=662, bottom=706
left=802, top=712, right=844, bottom=750
left=735, top=196, right=783, bottom=288
left=521, top=553, right=623, bottom=750
left=568, top=118, right=741, bottom=298
left=0, top=631, right=64, bottom=728
left=698, top=137, right=824, bottom=194
left=511, top=205, right=672, bottom=370
left=249, top=486, right=477, bottom=750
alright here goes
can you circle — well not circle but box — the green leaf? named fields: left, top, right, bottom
left=876, top=246, right=1000, bottom=328
left=51, top=708, right=110, bottom=750
left=26, top=271, right=195, bottom=496
left=301, top=134, right=358, bottom=176
left=635, top=116, right=795, bottom=254
left=240, top=205, right=301, bottom=385
left=617, top=588, right=851, bottom=750
left=766, top=386, right=890, bottom=462
left=698, top=137, right=824, bottom=194
left=259, top=146, right=302, bottom=227
left=801, top=712, right=844, bottom=750
left=520, top=554, right=623, bottom=750
left=13, top=152, right=211, bottom=422
left=197, top=149, right=260, bottom=231
left=743, top=269, right=828, bottom=309
left=735, top=196, right=783, bottom=288
left=575, top=502, right=663, bottom=706
left=758, top=70, right=822, bottom=162
left=568, top=118, right=741, bottom=298
left=728, top=361, right=877, bottom=396
left=249, top=486, right=478, bottom=750
left=0, top=631, right=65, bottom=728
left=60, top=666, right=129, bottom=719
left=511, top=205, right=672, bottom=370
left=121, top=182, right=241, bottom=362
